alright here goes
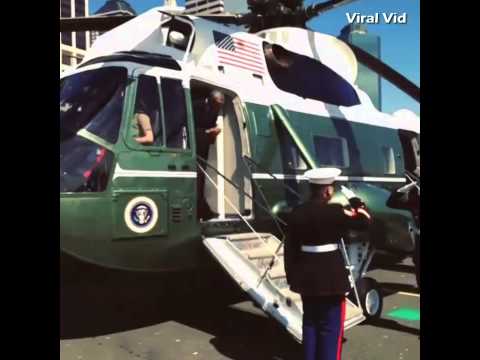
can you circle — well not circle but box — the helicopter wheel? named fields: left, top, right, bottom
left=356, top=277, right=383, bottom=323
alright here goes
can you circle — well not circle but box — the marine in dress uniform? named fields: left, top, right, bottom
left=284, top=168, right=372, bottom=360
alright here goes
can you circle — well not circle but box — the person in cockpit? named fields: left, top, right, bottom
left=134, top=101, right=154, bottom=145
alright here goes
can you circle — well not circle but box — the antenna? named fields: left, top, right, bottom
left=164, top=0, right=177, bottom=7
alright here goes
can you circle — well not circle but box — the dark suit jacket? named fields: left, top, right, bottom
left=285, top=201, right=370, bottom=296
left=386, top=187, right=420, bottom=224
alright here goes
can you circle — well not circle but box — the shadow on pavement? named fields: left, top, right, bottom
left=366, top=318, right=420, bottom=336
left=380, top=282, right=419, bottom=298
left=177, top=305, right=302, bottom=360
left=61, top=253, right=303, bottom=358
left=61, top=253, right=247, bottom=339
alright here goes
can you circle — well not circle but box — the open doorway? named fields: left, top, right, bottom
left=190, top=81, right=253, bottom=222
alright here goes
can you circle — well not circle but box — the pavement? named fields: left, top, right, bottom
left=60, top=255, right=420, bottom=360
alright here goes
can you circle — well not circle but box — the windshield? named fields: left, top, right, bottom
left=60, top=67, right=128, bottom=144
left=60, top=136, right=114, bottom=193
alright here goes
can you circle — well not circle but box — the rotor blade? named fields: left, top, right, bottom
left=196, top=13, right=243, bottom=25
left=349, top=44, right=420, bottom=102
left=306, top=0, right=358, bottom=18
left=60, top=16, right=135, bottom=32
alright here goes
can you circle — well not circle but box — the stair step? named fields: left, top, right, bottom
left=267, top=263, right=286, bottom=279
left=232, top=239, right=265, bottom=251
left=345, top=301, right=364, bottom=320
left=226, top=233, right=272, bottom=241
left=246, top=247, right=276, bottom=259
left=271, top=277, right=289, bottom=289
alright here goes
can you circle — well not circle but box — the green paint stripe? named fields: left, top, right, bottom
left=387, top=308, right=420, bottom=321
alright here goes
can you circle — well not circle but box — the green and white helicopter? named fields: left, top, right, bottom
left=60, top=0, right=420, bottom=341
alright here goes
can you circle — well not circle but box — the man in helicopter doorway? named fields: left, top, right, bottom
left=284, top=168, right=372, bottom=360
left=193, top=89, right=225, bottom=220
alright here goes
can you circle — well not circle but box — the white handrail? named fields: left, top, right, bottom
left=198, top=164, right=279, bottom=286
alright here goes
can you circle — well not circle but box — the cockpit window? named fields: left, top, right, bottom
left=60, top=136, right=114, bottom=193
left=60, top=67, right=127, bottom=144
left=161, top=78, right=189, bottom=149
left=133, top=75, right=163, bottom=146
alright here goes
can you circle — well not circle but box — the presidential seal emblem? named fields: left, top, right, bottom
left=124, top=197, right=159, bottom=234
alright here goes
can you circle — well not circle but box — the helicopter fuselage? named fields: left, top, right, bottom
left=60, top=9, right=419, bottom=272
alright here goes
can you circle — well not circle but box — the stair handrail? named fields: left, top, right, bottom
left=198, top=162, right=287, bottom=288
left=197, top=155, right=287, bottom=226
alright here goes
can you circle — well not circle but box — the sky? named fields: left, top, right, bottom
left=88, top=0, right=419, bottom=115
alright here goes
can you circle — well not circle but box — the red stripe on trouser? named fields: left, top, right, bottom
left=336, top=299, right=346, bottom=360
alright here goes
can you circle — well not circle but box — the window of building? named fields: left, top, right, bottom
left=134, top=75, right=163, bottom=146
left=76, top=32, right=87, bottom=50
left=61, top=51, right=71, bottom=65
left=60, top=67, right=128, bottom=144
left=313, top=135, right=350, bottom=168
left=381, top=146, right=396, bottom=175
left=76, top=55, right=84, bottom=65
left=263, top=43, right=360, bottom=107
left=161, top=78, right=189, bottom=149
left=75, top=0, right=85, bottom=17
left=61, top=32, right=73, bottom=46
left=60, top=0, right=71, bottom=17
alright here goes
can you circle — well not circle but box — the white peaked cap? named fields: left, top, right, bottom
left=304, top=168, right=342, bottom=185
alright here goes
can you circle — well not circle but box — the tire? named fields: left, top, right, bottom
left=356, top=277, right=383, bottom=322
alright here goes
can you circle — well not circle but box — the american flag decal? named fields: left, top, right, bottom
left=213, top=31, right=265, bottom=75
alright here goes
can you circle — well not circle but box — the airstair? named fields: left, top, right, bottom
left=203, top=232, right=366, bottom=343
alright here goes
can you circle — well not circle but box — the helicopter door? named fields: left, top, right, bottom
left=191, top=83, right=253, bottom=221
left=112, top=69, right=198, bottom=252
left=219, top=95, right=253, bottom=219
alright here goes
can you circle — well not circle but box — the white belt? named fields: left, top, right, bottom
left=301, top=244, right=339, bottom=253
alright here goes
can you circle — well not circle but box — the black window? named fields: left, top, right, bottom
left=264, top=43, right=360, bottom=107
left=60, top=67, right=127, bottom=144
left=61, top=51, right=71, bottom=65
left=277, top=124, right=307, bottom=171
left=60, top=137, right=114, bottom=193
left=60, top=0, right=71, bottom=17
left=60, top=0, right=72, bottom=45
left=61, top=32, right=72, bottom=46
left=75, top=0, right=85, bottom=17
left=161, top=78, right=189, bottom=149
left=399, top=130, right=420, bottom=174
left=74, top=0, right=86, bottom=50
left=76, top=32, right=87, bottom=50
left=313, top=136, right=350, bottom=168
left=134, top=75, right=163, bottom=146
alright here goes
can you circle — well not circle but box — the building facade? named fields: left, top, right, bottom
left=90, top=0, right=137, bottom=44
left=184, top=0, right=225, bottom=15
left=60, top=0, right=90, bottom=72
left=339, top=24, right=382, bottom=111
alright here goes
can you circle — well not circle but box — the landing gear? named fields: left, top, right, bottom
left=356, top=277, right=383, bottom=322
